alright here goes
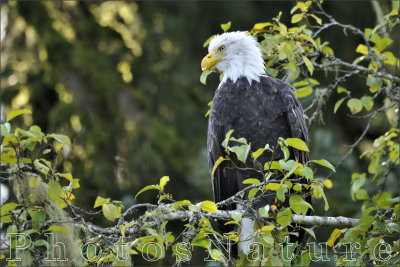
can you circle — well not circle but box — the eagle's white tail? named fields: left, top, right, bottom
left=238, top=217, right=255, bottom=255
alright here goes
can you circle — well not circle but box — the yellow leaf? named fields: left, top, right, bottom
left=253, top=22, right=272, bottom=30
left=347, top=98, right=363, bottom=114
left=135, top=185, right=159, bottom=199
left=285, top=137, right=309, bottom=152
left=102, top=203, right=121, bottom=222
left=57, top=173, right=73, bottom=182
left=29, top=177, right=41, bottom=188
left=203, top=35, right=215, bottom=47
left=212, top=156, right=227, bottom=177
left=200, top=200, right=218, bottom=213
left=299, top=34, right=317, bottom=48
left=326, top=228, right=344, bottom=247
left=296, top=86, right=313, bottom=98
left=265, top=183, right=282, bottom=191
left=248, top=188, right=259, bottom=200
left=323, top=179, right=333, bottom=189
left=356, top=44, right=368, bottom=55
left=302, top=56, right=314, bottom=75
left=221, top=21, right=231, bottom=32
left=48, top=181, right=61, bottom=202
left=47, top=225, right=70, bottom=234
left=291, top=14, right=303, bottom=24
left=200, top=70, right=212, bottom=85
left=298, top=1, right=309, bottom=12
left=159, top=176, right=170, bottom=192
left=242, top=178, right=260, bottom=185
left=260, top=225, right=275, bottom=232
left=94, top=196, right=109, bottom=208
left=6, top=109, right=32, bottom=122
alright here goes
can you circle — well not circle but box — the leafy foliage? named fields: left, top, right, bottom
left=1, top=0, right=399, bottom=266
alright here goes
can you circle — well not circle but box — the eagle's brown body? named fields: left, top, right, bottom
left=207, top=75, right=309, bottom=233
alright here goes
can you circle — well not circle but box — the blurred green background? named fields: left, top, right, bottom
left=1, top=1, right=399, bottom=263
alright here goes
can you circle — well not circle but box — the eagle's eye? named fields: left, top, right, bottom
left=218, top=45, right=226, bottom=52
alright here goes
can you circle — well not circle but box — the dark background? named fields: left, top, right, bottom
left=1, top=1, right=399, bottom=265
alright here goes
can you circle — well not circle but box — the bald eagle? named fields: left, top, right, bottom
left=201, top=32, right=309, bottom=255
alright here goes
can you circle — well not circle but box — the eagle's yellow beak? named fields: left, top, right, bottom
left=201, top=53, right=225, bottom=71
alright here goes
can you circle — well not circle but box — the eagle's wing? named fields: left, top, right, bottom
left=280, top=82, right=310, bottom=164
left=207, top=85, right=238, bottom=211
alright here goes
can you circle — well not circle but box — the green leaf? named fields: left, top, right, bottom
left=1, top=122, right=11, bottom=138
left=289, top=195, right=313, bottom=215
left=29, top=177, right=42, bottom=188
left=94, top=196, right=109, bottom=208
left=47, top=133, right=71, bottom=146
left=171, top=200, right=192, bottom=209
left=231, top=211, right=242, bottom=222
left=212, top=156, right=227, bottom=177
left=47, top=225, right=70, bottom=234
left=102, top=203, right=121, bottom=222
left=6, top=109, right=32, bottom=121
left=57, top=173, right=73, bottom=182
left=337, top=86, right=350, bottom=95
left=203, top=35, right=215, bottom=47
left=0, top=202, right=19, bottom=223
left=191, top=238, right=210, bottom=249
left=260, top=225, right=275, bottom=232
left=356, top=44, right=368, bottom=55
left=277, top=208, right=292, bottom=227
left=277, top=186, right=288, bottom=202
left=334, top=97, right=347, bottom=114
left=299, top=34, right=317, bottom=48
left=295, top=86, right=313, bottom=98
left=34, top=239, right=49, bottom=249
left=282, top=241, right=297, bottom=267
left=229, top=144, right=250, bottom=163
left=310, top=14, right=322, bottom=25
left=323, top=179, right=333, bottom=189
left=367, top=76, right=383, bottom=93
left=222, top=129, right=235, bottom=148
left=242, top=178, right=260, bottom=185
left=326, top=228, right=343, bottom=247
left=135, top=185, right=159, bottom=199
left=264, top=161, right=282, bottom=171
left=48, top=180, right=62, bottom=202
left=291, top=14, right=303, bottom=24
left=293, top=184, right=302, bottom=191
left=361, top=96, right=374, bottom=111
left=285, top=138, right=309, bottom=152
left=309, top=159, right=335, bottom=171
left=303, top=227, right=316, bottom=240
left=313, top=184, right=329, bottom=211
left=279, top=159, right=295, bottom=171
left=347, top=98, right=363, bottom=114
left=376, top=192, right=392, bottom=210
left=221, top=21, right=231, bottom=32
left=302, top=56, right=314, bottom=75
left=200, top=200, right=218, bottom=212
left=375, top=38, right=393, bottom=51
left=265, top=183, right=282, bottom=191
left=32, top=210, right=46, bottom=230
left=259, top=205, right=270, bottom=217
left=200, top=69, right=213, bottom=85
left=159, top=176, right=170, bottom=192
left=266, top=68, right=279, bottom=77
left=29, top=125, right=44, bottom=139
left=253, top=22, right=272, bottom=30
left=252, top=148, right=266, bottom=160
left=248, top=188, right=259, bottom=200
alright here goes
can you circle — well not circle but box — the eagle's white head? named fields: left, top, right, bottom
left=201, top=31, right=265, bottom=84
